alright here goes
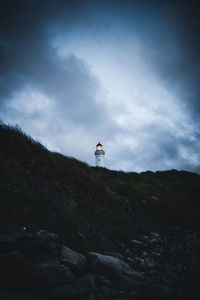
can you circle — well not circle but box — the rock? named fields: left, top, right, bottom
left=0, top=231, right=30, bottom=250
left=152, top=251, right=161, bottom=257
left=97, top=275, right=111, bottom=287
left=36, top=230, right=59, bottom=242
left=88, top=252, right=144, bottom=280
left=150, top=238, right=159, bottom=244
left=0, top=229, right=59, bottom=259
left=100, top=286, right=118, bottom=298
left=160, top=284, right=173, bottom=299
left=59, top=245, right=87, bottom=273
left=95, top=292, right=106, bottom=300
left=131, top=239, right=143, bottom=245
left=145, top=258, right=157, bottom=268
left=77, top=232, right=87, bottom=241
left=150, top=195, right=160, bottom=201
left=132, top=257, right=146, bottom=269
left=87, top=295, right=95, bottom=300
left=0, top=290, right=46, bottom=300
left=51, top=273, right=96, bottom=298
left=0, top=251, right=24, bottom=265
left=126, top=257, right=135, bottom=264
left=28, top=260, right=75, bottom=286
left=130, top=290, right=139, bottom=295
left=19, top=232, right=60, bottom=257
left=150, top=232, right=161, bottom=238
left=0, top=291, right=9, bottom=300
left=142, top=251, right=148, bottom=257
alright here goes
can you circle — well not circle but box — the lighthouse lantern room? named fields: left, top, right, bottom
left=95, top=142, right=105, bottom=167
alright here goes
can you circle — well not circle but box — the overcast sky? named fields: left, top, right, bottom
left=0, top=0, right=200, bottom=173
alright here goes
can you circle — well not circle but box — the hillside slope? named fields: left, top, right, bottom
left=1, top=124, right=200, bottom=300
left=0, top=124, right=200, bottom=252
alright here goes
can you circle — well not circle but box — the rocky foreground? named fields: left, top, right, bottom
left=0, top=225, right=200, bottom=300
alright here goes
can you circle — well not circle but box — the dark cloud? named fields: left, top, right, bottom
left=0, top=0, right=111, bottom=130
left=110, top=123, right=200, bottom=172
left=0, top=0, right=199, bottom=172
left=136, top=0, right=200, bottom=116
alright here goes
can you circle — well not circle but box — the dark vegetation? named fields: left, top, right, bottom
left=0, top=124, right=200, bottom=252
left=1, top=124, right=200, bottom=300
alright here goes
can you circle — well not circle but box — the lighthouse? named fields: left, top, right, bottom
left=95, top=142, right=105, bottom=167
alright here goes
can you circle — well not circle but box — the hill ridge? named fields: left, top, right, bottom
left=0, top=124, right=200, bottom=252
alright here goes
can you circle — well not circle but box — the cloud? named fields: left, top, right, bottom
left=0, top=0, right=199, bottom=173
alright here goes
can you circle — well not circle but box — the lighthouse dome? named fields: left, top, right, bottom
left=94, top=142, right=105, bottom=157
left=96, top=142, right=103, bottom=151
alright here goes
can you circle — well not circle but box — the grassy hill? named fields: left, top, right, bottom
left=0, top=124, right=200, bottom=252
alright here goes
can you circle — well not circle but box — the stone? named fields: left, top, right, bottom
left=51, top=273, right=96, bottom=298
left=0, top=251, right=24, bottom=265
left=0, top=232, right=30, bottom=250
left=145, top=258, right=157, bottom=268
left=88, top=252, right=144, bottom=280
left=95, top=292, right=106, bottom=300
left=150, top=195, right=160, bottom=201
left=59, top=245, right=87, bottom=273
left=152, top=251, right=161, bottom=257
left=77, top=232, right=87, bottom=241
left=0, top=291, right=9, bottom=300
left=36, top=230, right=59, bottom=242
left=97, top=275, right=111, bottom=287
left=29, top=260, right=75, bottom=286
left=150, top=232, right=161, bottom=238
left=87, top=295, right=95, bottom=300
left=100, top=286, right=118, bottom=298
left=150, top=238, right=159, bottom=244
left=0, top=290, right=46, bottom=300
left=143, top=236, right=149, bottom=240
left=133, top=257, right=146, bottom=269
left=131, top=239, right=143, bottom=245
left=126, top=257, right=135, bottom=264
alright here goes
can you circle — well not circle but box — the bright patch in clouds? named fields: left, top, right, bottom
left=54, top=30, right=186, bottom=129
left=9, top=88, right=53, bottom=116
left=0, top=1, right=199, bottom=173
left=2, top=88, right=56, bottom=148
left=52, top=30, right=198, bottom=171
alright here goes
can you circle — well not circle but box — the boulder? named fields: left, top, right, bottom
left=36, top=230, right=59, bottom=242
left=97, top=275, right=111, bottom=287
left=0, top=229, right=60, bottom=259
left=131, top=239, right=143, bottom=245
left=51, top=273, right=96, bottom=298
left=100, top=286, right=118, bottom=299
left=0, top=290, right=46, bottom=300
left=0, top=231, right=31, bottom=251
left=59, top=245, right=87, bottom=273
left=150, top=232, right=161, bottom=238
left=28, top=260, right=75, bottom=286
left=150, top=195, right=160, bottom=201
left=0, top=251, right=24, bottom=265
left=88, top=252, right=144, bottom=280
left=95, top=293, right=106, bottom=300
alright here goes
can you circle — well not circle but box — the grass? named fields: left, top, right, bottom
left=0, top=124, right=200, bottom=251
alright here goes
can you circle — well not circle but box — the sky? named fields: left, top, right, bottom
left=0, top=0, right=200, bottom=173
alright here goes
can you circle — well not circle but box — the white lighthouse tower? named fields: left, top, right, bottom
left=95, top=142, right=105, bottom=167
